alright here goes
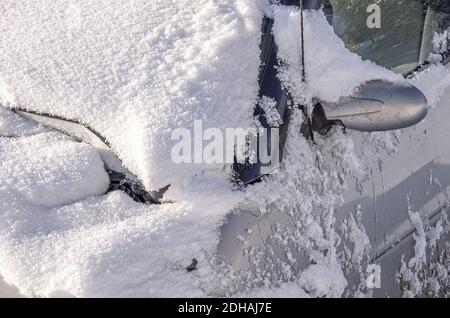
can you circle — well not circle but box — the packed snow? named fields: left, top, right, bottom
left=0, top=1, right=450, bottom=298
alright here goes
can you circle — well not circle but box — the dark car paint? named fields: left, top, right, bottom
left=233, top=0, right=321, bottom=185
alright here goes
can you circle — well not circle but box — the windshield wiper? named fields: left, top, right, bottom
left=13, top=108, right=165, bottom=204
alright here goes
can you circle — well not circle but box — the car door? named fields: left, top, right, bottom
left=322, top=0, right=450, bottom=297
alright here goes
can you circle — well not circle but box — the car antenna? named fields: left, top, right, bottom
left=300, top=0, right=306, bottom=82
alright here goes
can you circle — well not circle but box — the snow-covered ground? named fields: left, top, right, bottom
left=0, top=1, right=449, bottom=297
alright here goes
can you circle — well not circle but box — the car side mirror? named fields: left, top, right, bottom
left=313, top=80, right=428, bottom=132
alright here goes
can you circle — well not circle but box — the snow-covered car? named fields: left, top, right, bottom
left=0, top=0, right=450, bottom=298
left=220, top=0, right=450, bottom=297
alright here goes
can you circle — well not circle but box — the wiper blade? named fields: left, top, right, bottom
left=13, top=108, right=166, bottom=204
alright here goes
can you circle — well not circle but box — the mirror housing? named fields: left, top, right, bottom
left=315, top=80, right=428, bottom=132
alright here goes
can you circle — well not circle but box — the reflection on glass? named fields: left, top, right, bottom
left=323, top=0, right=450, bottom=75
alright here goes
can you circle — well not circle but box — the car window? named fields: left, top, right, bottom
left=323, top=0, right=450, bottom=75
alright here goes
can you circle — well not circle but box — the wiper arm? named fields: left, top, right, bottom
left=13, top=108, right=166, bottom=204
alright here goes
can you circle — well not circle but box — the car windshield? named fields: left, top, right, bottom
left=323, top=0, right=450, bottom=74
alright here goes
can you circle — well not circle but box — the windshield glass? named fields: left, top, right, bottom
left=323, top=0, right=450, bottom=74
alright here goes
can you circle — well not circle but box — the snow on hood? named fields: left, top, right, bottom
left=0, top=3, right=449, bottom=298
left=0, top=3, right=408, bottom=298
left=0, top=0, right=266, bottom=192
left=0, top=0, right=265, bottom=297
